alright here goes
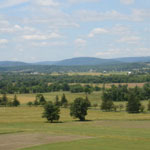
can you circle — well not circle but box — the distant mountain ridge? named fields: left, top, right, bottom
left=0, top=61, right=29, bottom=67
left=0, top=56, right=150, bottom=67
left=115, top=56, right=150, bottom=63
left=54, top=57, right=119, bottom=66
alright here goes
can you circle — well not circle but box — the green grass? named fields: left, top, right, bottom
left=22, top=137, right=150, bottom=150
left=0, top=92, right=150, bottom=150
left=0, top=106, right=150, bottom=150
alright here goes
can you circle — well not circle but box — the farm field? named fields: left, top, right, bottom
left=69, top=83, right=145, bottom=88
left=0, top=106, right=150, bottom=150
left=4, top=91, right=149, bottom=108
left=4, top=91, right=101, bottom=105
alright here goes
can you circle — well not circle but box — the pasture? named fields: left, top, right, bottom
left=0, top=92, right=150, bottom=150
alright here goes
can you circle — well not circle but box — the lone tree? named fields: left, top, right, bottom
left=60, top=93, right=68, bottom=107
left=101, top=91, right=114, bottom=111
left=12, top=95, right=20, bottom=107
left=70, top=97, right=88, bottom=121
left=42, top=102, right=60, bottom=123
left=126, top=90, right=141, bottom=113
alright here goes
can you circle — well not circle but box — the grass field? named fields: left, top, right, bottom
left=4, top=91, right=149, bottom=108
left=0, top=106, right=150, bottom=150
left=0, top=92, right=150, bottom=150
left=5, top=91, right=101, bottom=105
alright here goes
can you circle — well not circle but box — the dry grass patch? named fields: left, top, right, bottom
left=0, top=133, right=92, bottom=150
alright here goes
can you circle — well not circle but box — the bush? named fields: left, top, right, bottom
left=42, top=102, right=60, bottom=123
left=27, top=101, right=33, bottom=106
left=70, top=97, right=88, bottom=121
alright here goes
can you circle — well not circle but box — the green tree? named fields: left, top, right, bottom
left=39, top=95, right=46, bottom=105
left=35, top=94, right=46, bottom=105
left=101, top=91, right=114, bottom=111
left=60, top=93, right=68, bottom=107
left=54, top=95, right=60, bottom=106
left=42, top=102, right=60, bottom=123
left=1, top=94, right=8, bottom=106
left=84, top=85, right=92, bottom=95
left=12, top=95, right=20, bottom=107
left=85, top=96, right=91, bottom=107
left=126, top=90, right=141, bottom=113
left=70, top=97, right=88, bottom=121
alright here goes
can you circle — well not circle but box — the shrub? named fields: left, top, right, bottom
left=27, top=101, right=33, bottom=106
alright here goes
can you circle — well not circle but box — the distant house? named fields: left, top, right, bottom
left=127, top=72, right=132, bottom=75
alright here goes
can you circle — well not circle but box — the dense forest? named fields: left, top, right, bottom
left=0, top=73, right=150, bottom=94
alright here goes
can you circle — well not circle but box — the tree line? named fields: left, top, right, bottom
left=1, top=73, right=150, bottom=94
left=101, top=83, right=150, bottom=101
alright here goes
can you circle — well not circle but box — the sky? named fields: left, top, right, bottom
left=0, top=0, right=150, bottom=62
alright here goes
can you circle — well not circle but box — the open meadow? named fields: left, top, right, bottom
left=0, top=92, right=150, bottom=150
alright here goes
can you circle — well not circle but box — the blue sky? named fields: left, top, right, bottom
left=0, top=0, right=150, bottom=62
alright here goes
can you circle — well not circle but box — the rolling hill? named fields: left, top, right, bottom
left=0, top=56, right=150, bottom=67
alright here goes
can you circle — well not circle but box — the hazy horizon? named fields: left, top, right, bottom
left=0, top=0, right=150, bottom=62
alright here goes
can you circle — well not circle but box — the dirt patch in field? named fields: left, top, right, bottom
left=0, top=133, right=91, bottom=150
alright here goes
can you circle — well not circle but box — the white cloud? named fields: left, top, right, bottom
left=75, top=10, right=128, bottom=22
left=75, top=9, right=150, bottom=22
left=95, top=47, right=150, bottom=58
left=131, top=9, right=150, bottom=22
left=112, top=25, right=130, bottom=35
left=117, top=36, right=141, bottom=44
left=0, top=24, right=36, bottom=34
left=75, top=38, right=86, bottom=47
left=120, top=0, right=135, bottom=5
left=23, top=32, right=62, bottom=40
left=35, top=0, right=60, bottom=7
left=14, top=25, right=22, bottom=30
left=32, top=41, right=67, bottom=47
left=0, top=0, right=29, bottom=9
left=0, top=39, right=8, bottom=45
left=68, top=0, right=100, bottom=3
left=88, top=28, right=109, bottom=37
